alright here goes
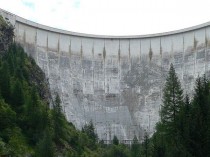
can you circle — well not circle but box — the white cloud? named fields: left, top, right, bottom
left=0, top=0, right=210, bottom=35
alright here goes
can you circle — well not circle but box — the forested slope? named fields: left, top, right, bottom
left=0, top=44, right=96, bottom=156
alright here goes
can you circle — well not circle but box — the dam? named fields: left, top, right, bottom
left=1, top=8, right=210, bottom=143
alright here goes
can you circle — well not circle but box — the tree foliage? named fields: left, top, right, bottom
left=161, top=64, right=184, bottom=135
left=0, top=44, right=101, bottom=156
left=131, top=135, right=140, bottom=157
left=153, top=65, right=210, bottom=157
left=113, top=135, right=119, bottom=145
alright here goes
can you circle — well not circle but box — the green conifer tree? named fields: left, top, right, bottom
left=160, top=64, right=184, bottom=155
left=143, top=132, right=149, bottom=157
left=82, top=120, right=98, bottom=143
left=189, top=76, right=210, bottom=157
left=177, top=94, right=191, bottom=156
left=161, top=64, right=184, bottom=132
left=35, top=128, right=55, bottom=157
left=131, top=135, right=140, bottom=157
left=11, top=79, right=24, bottom=113
left=112, top=135, right=119, bottom=145
left=52, top=94, right=67, bottom=144
left=0, top=62, right=11, bottom=103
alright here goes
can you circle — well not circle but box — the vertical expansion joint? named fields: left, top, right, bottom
left=46, top=33, right=49, bottom=52
left=128, top=39, right=131, bottom=60
left=205, top=28, right=207, bottom=72
left=193, top=34, right=198, bottom=51
left=13, top=17, right=17, bottom=42
left=69, top=39, right=71, bottom=56
left=35, top=29, right=38, bottom=63
left=193, top=33, right=197, bottom=77
left=92, top=41, right=94, bottom=57
left=182, top=34, right=185, bottom=79
left=23, top=28, right=26, bottom=43
left=206, top=30, right=210, bottom=48
left=92, top=41, right=95, bottom=89
left=160, top=38, right=162, bottom=56
left=80, top=40, right=83, bottom=59
left=103, top=40, right=106, bottom=61
left=103, top=39, right=106, bottom=90
left=183, top=35, right=185, bottom=53
left=205, top=29, right=208, bottom=47
left=118, top=40, right=121, bottom=61
left=149, top=40, right=153, bottom=61
left=46, top=32, right=50, bottom=78
left=35, top=29, right=37, bottom=44
left=58, top=34, right=60, bottom=53
left=139, top=40, right=141, bottom=61
left=172, top=38, right=174, bottom=54
left=172, top=38, right=174, bottom=66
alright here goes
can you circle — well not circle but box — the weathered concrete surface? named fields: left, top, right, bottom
left=1, top=8, right=210, bottom=142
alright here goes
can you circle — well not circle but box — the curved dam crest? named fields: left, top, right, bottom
left=1, top=8, right=210, bottom=143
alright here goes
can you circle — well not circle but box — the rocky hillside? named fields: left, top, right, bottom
left=0, top=15, right=13, bottom=54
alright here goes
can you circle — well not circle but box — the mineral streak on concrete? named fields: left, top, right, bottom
left=1, top=8, right=210, bottom=143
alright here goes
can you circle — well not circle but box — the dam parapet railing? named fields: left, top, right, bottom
left=1, top=7, right=210, bottom=39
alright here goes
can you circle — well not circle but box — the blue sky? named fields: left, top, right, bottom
left=1, top=0, right=210, bottom=35
left=22, top=1, right=35, bottom=9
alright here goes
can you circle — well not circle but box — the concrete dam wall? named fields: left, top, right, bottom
left=1, top=8, right=210, bottom=143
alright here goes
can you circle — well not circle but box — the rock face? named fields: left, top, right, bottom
left=0, top=15, right=13, bottom=55
left=1, top=8, right=210, bottom=143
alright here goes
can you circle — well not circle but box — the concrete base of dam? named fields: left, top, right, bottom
left=1, top=8, right=210, bottom=142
